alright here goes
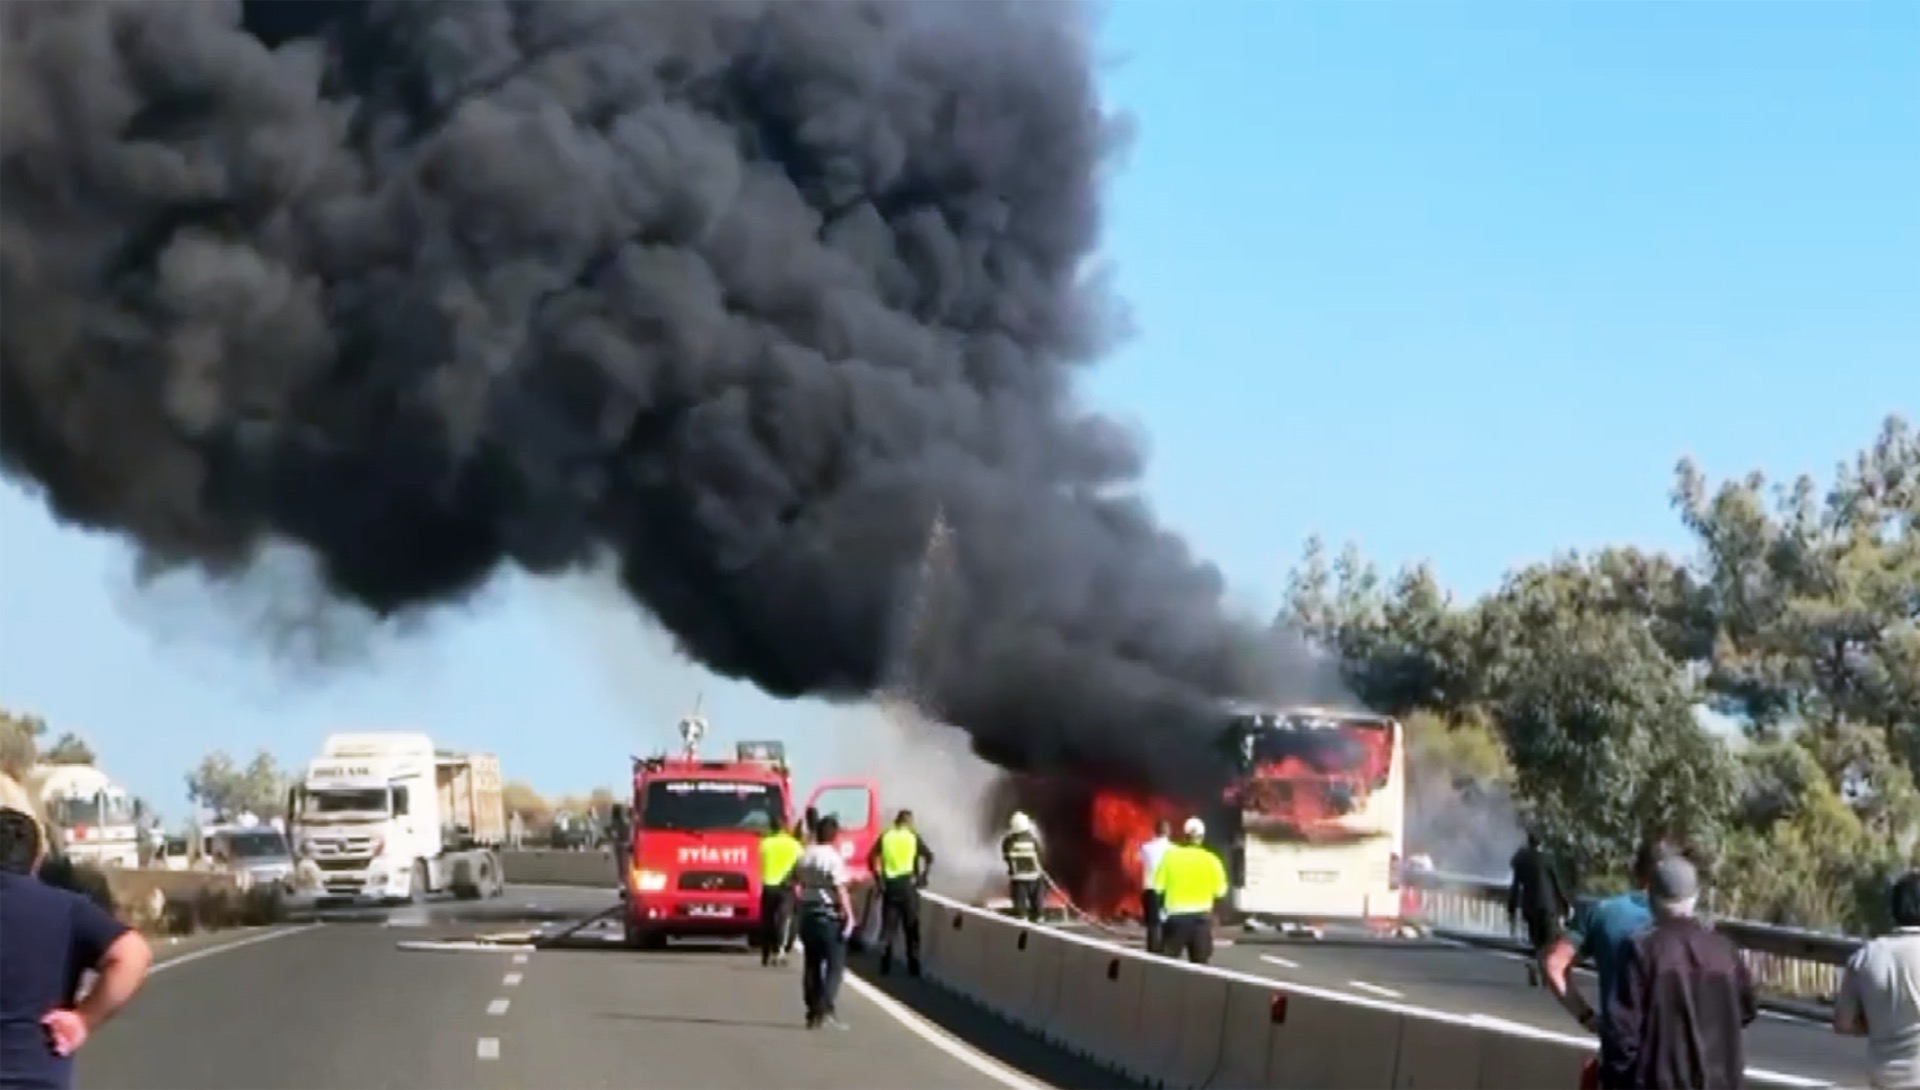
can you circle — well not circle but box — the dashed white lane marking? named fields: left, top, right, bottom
left=1260, top=954, right=1300, bottom=970
left=511, top=953, right=529, bottom=964
left=151, top=924, right=323, bottom=976
left=1348, top=980, right=1404, bottom=999
left=476, top=1037, right=500, bottom=1061
left=503, top=971, right=523, bottom=986
left=487, top=998, right=511, bottom=1016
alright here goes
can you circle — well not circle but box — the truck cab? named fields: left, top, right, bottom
left=622, top=730, right=793, bottom=949
left=288, top=732, right=505, bottom=905
left=30, top=763, right=142, bottom=870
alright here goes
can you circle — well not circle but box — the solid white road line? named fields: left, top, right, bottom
left=476, top=1037, right=500, bottom=1060
left=1259, top=954, right=1300, bottom=970
left=1347, top=980, right=1404, bottom=999
left=487, top=998, right=511, bottom=1016
left=150, top=924, right=323, bottom=976
left=503, top=971, right=523, bottom=986
left=840, top=972, right=1050, bottom=1090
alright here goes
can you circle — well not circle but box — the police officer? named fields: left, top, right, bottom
left=866, top=809, right=933, bottom=977
left=757, top=819, right=805, bottom=967
left=783, top=820, right=808, bottom=957
left=1150, top=817, right=1229, bottom=964
left=1001, top=811, right=1045, bottom=922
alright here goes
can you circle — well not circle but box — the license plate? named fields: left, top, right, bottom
left=1299, top=870, right=1338, bottom=883
left=688, top=904, right=731, bottom=918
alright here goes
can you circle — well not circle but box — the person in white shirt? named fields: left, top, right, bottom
left=791, top=816, right=856, bottom=1030
left=1137, top=820, right=1173, bottom=954
left=1836, top=872, right=1920, bottom=1089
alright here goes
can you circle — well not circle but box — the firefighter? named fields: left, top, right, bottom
left=1001, top=811, right=1045, bottom=922
left=757, top=820, right=805, bottom=967
left=866, top=809, right=933, bottom=977
left=1150, top=817, right=1229, bottom=964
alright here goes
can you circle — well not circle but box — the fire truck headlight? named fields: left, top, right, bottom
left=631, top=869, right=668, bottom=892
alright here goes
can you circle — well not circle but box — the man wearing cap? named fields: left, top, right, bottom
left=1603, top=854, right=1755, bottom=1089
left=1544, top=836, right=1666, bottom=1070
left=0, top=795, right=154, bottom=1089
left=1149, top=817, right=1229, bottom=965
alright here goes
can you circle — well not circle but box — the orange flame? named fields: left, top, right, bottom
left=1082, top=789, right=1185, bottom=919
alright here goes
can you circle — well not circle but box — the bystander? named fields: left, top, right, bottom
left=1834, top=872, right=1920, bottom=1090
left=0, top=800, right=153, bottom=1090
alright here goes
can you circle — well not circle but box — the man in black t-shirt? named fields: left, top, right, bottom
left=0, top=803, right=153, bottom=1090
left=1509, top=831, right=1571, bottom=984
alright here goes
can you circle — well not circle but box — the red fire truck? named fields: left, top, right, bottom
left=619, top=712, right=881, bottom=950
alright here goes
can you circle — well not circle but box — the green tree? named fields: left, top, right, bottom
left=1480, top=575, right=1735, bottom=884
left=1283, top=413, right=1917, bottom=931
left=41, top=733, right=96, bottom=765
left=186, top=750, right=290, bottom=820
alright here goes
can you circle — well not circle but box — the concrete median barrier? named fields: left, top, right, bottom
left=1051, top=937, right=1123, bottom=1059
left=915, top=894, right=1835, bottom=1090
left=1204, top=979, right=1281, bottom=1089
left=499, top=849, right=619, bottom=888
left=1002, top=925, right=1058, bottom=1030
left=1265, top=988, right=1408, bottom=1089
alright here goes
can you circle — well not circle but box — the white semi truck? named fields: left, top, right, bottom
left=286, top=732, right=506, bottom=904
left=28, top=763, right=142, bottom=869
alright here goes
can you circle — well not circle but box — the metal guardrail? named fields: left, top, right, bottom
left=1405, top=870, right=1858, bottom=1004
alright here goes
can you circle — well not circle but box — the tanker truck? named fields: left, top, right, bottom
left=26, top=763, right=142, bottom=869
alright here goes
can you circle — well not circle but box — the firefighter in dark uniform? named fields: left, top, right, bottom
left=866, top=809, right=933, bottom=977
left=1001, top=811, right=1045, bottom=922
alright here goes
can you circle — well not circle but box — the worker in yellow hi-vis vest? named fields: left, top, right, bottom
left=1150, top=816, right=1229, bottom=964
left=758, top=821, right=806, bottom=967
left=866, top=809, right=935, bottom=977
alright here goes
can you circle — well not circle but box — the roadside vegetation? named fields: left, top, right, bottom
left=1284, top=414, right=1917, bottom=935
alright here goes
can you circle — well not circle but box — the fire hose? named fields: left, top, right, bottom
left=1036, top=867, right=1140, bottom=942
left=855, top=869, right=1140, bottom=946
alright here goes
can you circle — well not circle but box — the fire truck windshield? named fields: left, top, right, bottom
left=640, top=779, right=784, bottom=832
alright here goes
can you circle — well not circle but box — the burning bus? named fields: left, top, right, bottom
left=1005, top=701, right=1410, bottom=936
left=1216, top=703, right=1409, bottom=933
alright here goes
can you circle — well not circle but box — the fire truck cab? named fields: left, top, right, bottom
left=619, top=712, right=882, bottom=950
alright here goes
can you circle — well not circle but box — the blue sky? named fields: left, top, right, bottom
left=2, top=0, right=1913, bottom=821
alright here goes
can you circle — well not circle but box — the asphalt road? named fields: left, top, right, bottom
left=75, top=886, right=1106, bottom=1090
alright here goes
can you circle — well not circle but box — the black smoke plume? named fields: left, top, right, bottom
left=1, top=0, right=1285, bottom=796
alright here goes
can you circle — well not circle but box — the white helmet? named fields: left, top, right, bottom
left=1183, top=817, right=1206, bottom=839
left=1008, top=811, right=1033, bottom=835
